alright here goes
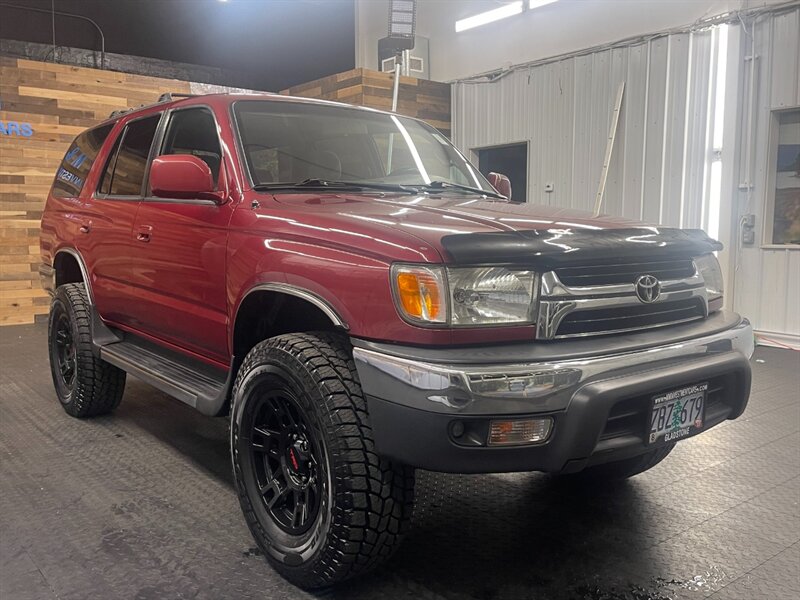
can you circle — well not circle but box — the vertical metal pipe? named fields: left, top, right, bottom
left=401, top=49, right=411, bottom=76
left=743, top=24, right=756, bottom=207
left=387, top=57, right=403, bottom=173
left=51, top=0, right=56, bottom=62
left=391, top=59, right=402, bottom=112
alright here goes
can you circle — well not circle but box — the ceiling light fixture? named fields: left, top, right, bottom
left=455, top=1, right=524, bottom=33
left=388, top=0, right=416, bottom=39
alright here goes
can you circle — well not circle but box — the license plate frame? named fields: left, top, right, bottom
left=648, top=382, right=708, bottom=445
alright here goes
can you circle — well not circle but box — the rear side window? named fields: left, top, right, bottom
left=98, top=115, right=160, bottom=196
left=52, top=124, right=113, bottom=198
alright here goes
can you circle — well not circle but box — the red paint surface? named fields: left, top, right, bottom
left=40, top=94, right=649, bottom=364
left=149, top=155, right=216, bottom=199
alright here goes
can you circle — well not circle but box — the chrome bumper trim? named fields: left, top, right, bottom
left=353, top=317, right=754, bottom=416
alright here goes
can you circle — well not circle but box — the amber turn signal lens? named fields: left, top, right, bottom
left=393, top=267, right=446, bottom=324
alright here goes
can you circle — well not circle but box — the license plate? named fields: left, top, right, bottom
left=648, top=383, right=707, bottom=444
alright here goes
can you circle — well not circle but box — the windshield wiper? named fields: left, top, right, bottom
left=419, top=180, right=505, bottom=199
left=253, top=179, right=419, bottom=194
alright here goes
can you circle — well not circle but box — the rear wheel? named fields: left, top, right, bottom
left=231, top=332, right=414, bottom=589
left=47, top=283, right=126, bottom=417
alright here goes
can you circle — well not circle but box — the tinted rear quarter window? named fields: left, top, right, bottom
left=52, top=124, right=114, bottom=198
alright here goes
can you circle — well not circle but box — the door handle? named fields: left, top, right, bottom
left=79, top=221, right=91, bottom=234
left=136, top=225, right=153, bottom=243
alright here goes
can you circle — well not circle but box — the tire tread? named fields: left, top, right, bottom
left=49, top=283, right=126, bottom=418
left=231, top=332, right=414, bottom=588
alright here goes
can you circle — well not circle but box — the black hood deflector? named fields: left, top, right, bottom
left=440, top=227, right=722, bottom=266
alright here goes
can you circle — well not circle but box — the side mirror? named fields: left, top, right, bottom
left=149, top=155, right=221, bottom=201
left=487, top=172, right=512, bottom=200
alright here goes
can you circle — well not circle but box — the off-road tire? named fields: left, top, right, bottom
left=230, top=332, right=414, bottom=589
left=567, top=443, right=676, bottom=482
left=47, top=283, right=126, bottom=417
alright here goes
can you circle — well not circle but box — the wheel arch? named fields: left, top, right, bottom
left=53, top=248, right=94, bottom=304
left=231, top=284, right=349, bottom=366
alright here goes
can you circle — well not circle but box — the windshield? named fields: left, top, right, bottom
left=233, top=100, right=494, bottom=193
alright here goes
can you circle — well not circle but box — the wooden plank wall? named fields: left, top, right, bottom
left=0, top=58, right=195, bottom=325
left=280, top=68, right=452, bottom=137
left=0, top=59, right=451, bottom=326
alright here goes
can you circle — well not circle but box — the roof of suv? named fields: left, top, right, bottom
left=105, top=92, right=395, bottom=125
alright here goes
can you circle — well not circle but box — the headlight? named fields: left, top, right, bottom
left=448, top=267, right=537, bottom=325
left=694, top=253, right=724, bottom=305
left=391, top=264, right=537, bottom=326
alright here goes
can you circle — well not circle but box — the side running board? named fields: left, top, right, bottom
left=100, top=338, right=231, bottom=416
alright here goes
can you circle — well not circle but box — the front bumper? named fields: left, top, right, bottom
left=352, top=311, right=753, bottom=474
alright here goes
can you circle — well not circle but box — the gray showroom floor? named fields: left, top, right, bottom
left=1, top=323, right=798, bottom=600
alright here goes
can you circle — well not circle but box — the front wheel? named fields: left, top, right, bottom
left=230, top=332, right=414, bottom=589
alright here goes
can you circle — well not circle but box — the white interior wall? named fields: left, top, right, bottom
left=726, top=6, right=800, bottom=344
left=451, top=4, right=800, bottom=342
left=451, top=28, right=724, bottom=228
left=355, top=0, right=786, bottom=82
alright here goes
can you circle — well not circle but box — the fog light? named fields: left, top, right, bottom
left=488, top=417, right=553, bottom=446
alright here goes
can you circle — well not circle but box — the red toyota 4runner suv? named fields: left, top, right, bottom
left=40, top=93, right=753, bottom=589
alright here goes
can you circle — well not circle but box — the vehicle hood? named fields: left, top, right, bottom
left=271, top=193, right=721, bottom=264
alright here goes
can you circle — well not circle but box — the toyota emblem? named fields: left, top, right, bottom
left=634, top=274, right=661, bottom=303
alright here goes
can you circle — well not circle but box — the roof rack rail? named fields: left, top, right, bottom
left=106, top=92, right=197, bottom=119
left=108, top=108, right=131, bottom=119
left=157, top=92, right=197, bottom=103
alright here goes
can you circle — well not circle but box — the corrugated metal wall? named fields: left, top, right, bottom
left=452, top=5, right=800, bottom=342
left=729, top=7, right=800, bottom=343
left=452, top=29, right=722, bottom=230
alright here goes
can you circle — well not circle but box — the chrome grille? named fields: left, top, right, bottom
left=556, top=298, right=705, bottom=337
left=536, top=261, right=708, bottom=339
left=555, top=258, right=696, bottom=287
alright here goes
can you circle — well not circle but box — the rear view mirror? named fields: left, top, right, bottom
left=149, top=155, right=222, bottom=202
left=487, top=172, right=512, bottom=200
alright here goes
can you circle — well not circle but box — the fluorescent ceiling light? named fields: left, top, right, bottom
left=529, top=0, right=560, bottom=9
left=455, top=1, right=524, bottom=32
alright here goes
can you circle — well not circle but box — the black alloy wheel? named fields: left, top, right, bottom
left=51, top=309, right=77, bottom=395
left=249, top=390, right=323, bottom=535
left=47, top=283, right=126, bottom=417
left=231, top=332, right=415, bottom=589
